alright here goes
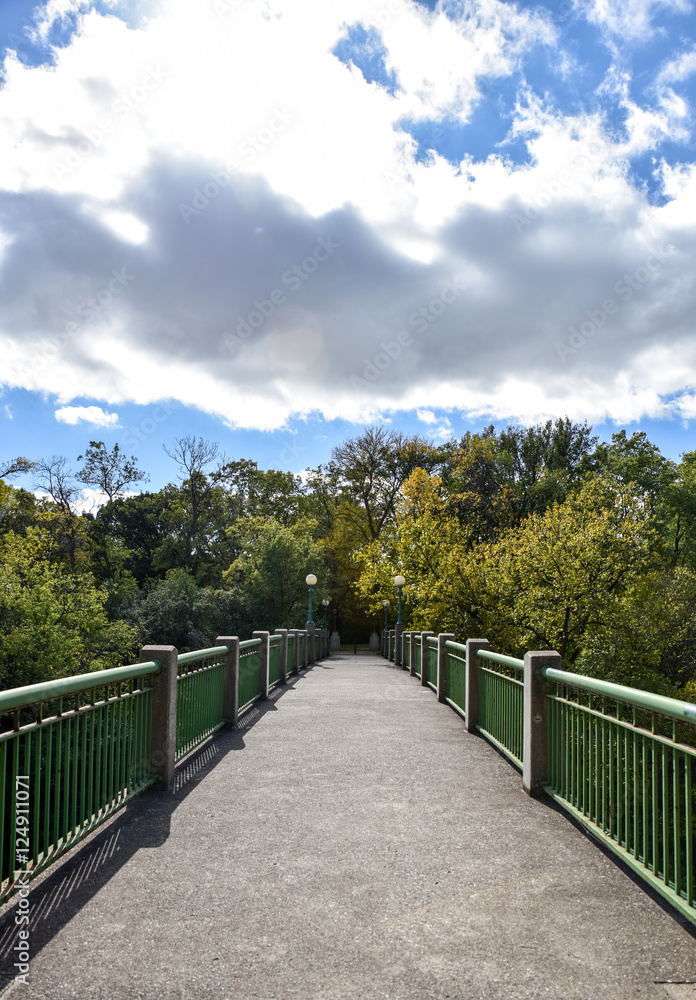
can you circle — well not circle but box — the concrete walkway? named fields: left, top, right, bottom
left=1, top=654, right=695, bottom=1000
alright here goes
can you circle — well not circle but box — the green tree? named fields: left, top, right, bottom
left=0, top=528, right=138, bottom=689
left=124, top=569, right=242, bottom=650
left=77, top=440, right=148, bottom=502
left=214, top=459, right=305, bottom=525
left=223, top=517, right=326, bottom=631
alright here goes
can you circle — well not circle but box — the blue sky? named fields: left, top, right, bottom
left=1, top=0, right=696, bottom=495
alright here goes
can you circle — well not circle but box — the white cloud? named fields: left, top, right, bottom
left=28, top=0, right=90, bottom=44
left=657, top=44, right=696, bottom=85
left=54, top=405, right=119, bottom=426
left=580, top=0, right=692, bottom=42
left=0, top=0, right=693, bottom=435
left=416, top=408, right=437, bottom=423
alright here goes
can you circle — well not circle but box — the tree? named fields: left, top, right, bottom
left=124, top=569, right=241, bottom=651
left=0, top=457, right=34, bottom=480
left=32, top=457, right=86, bottom=570
left=77, top=441, right=148, bottom=502
left=325, top=426, right=438, bottom=542
left=94, top=490, right=173, bottom=585
left=162, top=437, right=226, bottom=579
left=457, top=475, right=657, bottom=666
left=223, top=517, right=326, bottom=631
left=0, top=527, right=138, bottom=689
left=214, top=459, right=305, bottom=525
left=355, top=467, right=465, bottom=634
left=33, top=455, right=80, bottom=514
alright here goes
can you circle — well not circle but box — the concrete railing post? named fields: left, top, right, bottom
left=395, top=623, right=405, bottom=667
left=300, top=629, right=309, bottom=669
left=140, top=645, right=178, bottom=792
left=252, top=630, right=270, bottom=698
left=420, top=631, right=433, bottom=686
left=306, top=621, right=316, bottom=665
left=216, top=636, right=239, bottom=728
left=275, top=629, right=288, bottom=683
left=437, top=633, right=456, bottom=703
left=465, top=639, right=489, bottom=733
left=523, top=650, right=561, bottom=797
left=409, top=632, right=417, bottom=676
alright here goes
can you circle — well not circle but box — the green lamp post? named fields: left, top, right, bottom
left=394, top=574, right=405, bottom=625
left=305, top=573, right=317, bottom=623
left=382, top=599, right=389, bottom=632
left=322, top=598, right=330, bottom=630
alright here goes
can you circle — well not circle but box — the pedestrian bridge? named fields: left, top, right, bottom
left=0, top=647, right=695, bottom=999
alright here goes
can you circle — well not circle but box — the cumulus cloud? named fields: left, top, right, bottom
left=417, top=408, right=437, bottom=424
left=0, top=0, right=694, bottom=433
left=54, top=405, right=119, bottom=426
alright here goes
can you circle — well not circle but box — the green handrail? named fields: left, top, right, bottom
left=477, top=649, right=524, bottom=670
left=445, top=639, right=467, bottom=655
left=540, top=667, right=696, bottom=726
left=0, top=661, right=162, bottom=715
left=177, top=646, right=229, bottom=666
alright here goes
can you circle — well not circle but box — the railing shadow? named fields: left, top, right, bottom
left=534, top=791, right=696, bottom=940
left=0, top=667, right=312, bottom=980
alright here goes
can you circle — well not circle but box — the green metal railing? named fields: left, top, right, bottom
left=445, top=640, right=467, bottom=719
left=404, top=637, right=411, bottom=669
left=477, top=649, right=524, bottom=767
left=287, top=633, right=296, bottom=676
left=542, top=666, right=696, bottom=923
left=414, top=636, right=422, bottom=679
left=176, top=647, right=227, bottom=762
left=426, top=637, right=438, bottom=691
left=0, top=661, right=161, bottom=903
left=269, top=635, right=282, bottom=689
left=0, top=626, right=322, bottom=905
left=389, top=631, right=395, bottom=662
left=380, top=631, right=696, bottom=925
left=238, top=638, right=263, bottom=710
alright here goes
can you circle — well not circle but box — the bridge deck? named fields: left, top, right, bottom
left=1, top=654, right=694, bottom=1000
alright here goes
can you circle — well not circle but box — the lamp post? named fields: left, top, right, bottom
left=322, top=598, right=329, bottom=630
left=394, top=574, right=405, bottom=625
left=305, top=574, right=317, bottom=624
left=393, top=574, right=406, bottom=666
left=382, top=599, right=389, bottom=632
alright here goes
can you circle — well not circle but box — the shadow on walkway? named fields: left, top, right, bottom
left=0, top=668, right=312, bottom=981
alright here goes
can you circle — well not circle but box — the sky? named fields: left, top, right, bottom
left=0, top=0, right=695, bottom=495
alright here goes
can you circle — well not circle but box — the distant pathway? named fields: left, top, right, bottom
left=1, top=654, right=694, bottom=1000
